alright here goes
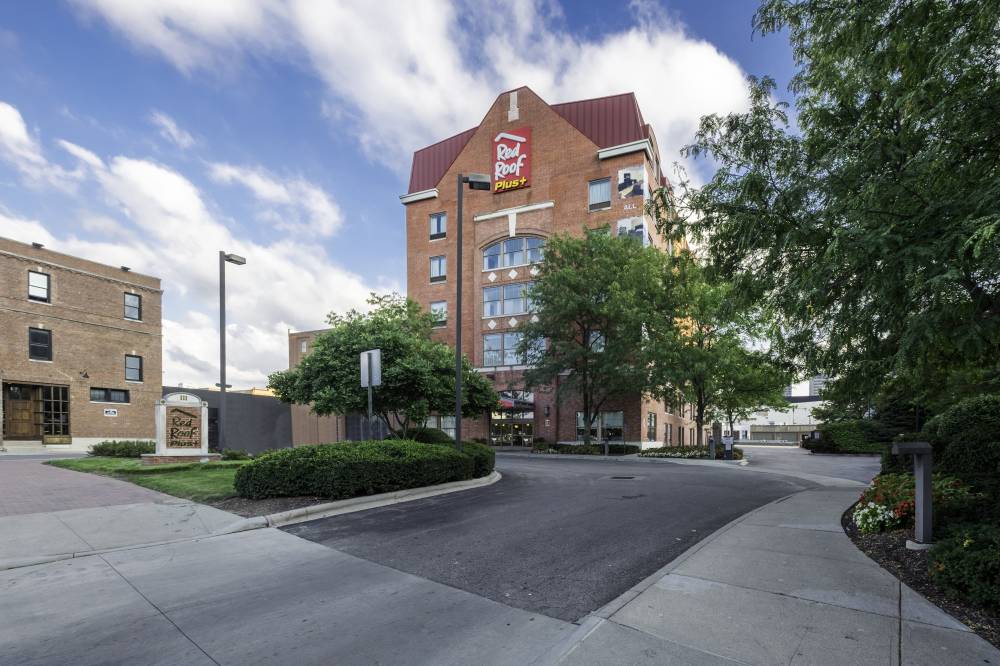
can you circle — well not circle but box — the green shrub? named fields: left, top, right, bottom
left=930, top=523, right=1000, bottom=610
left=935, top=396, right=1000, bottom=492
left=811, top=421, right=883, bottom=453
left=89, top=440, right=155, bottom=458
left=398, top=427, right=455, bottom=444
left=234, top=440, right=479, bottom=500
left=221, top=449, right=251, bottom=460
left=458, top=441, right=495, bottom=478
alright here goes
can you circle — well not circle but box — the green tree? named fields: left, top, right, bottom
left=645, top=252, right=784, bottom=447
left=519, top=228, right=665, bottom=453
left=715, top=350, right=792, bottom=438
left=658, top=0, right=1000, bottom=414
left=268, top=294, right=497, bottom=440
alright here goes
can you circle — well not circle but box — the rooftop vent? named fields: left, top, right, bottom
left=32, top=242, right=44, bottom=248
left=120, top=266, right=131, bottom=272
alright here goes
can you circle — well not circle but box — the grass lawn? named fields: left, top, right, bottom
left=47, top=457, right=248, bottom=502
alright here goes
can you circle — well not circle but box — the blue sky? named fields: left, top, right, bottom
left=0, top=1, right=795, bottom=388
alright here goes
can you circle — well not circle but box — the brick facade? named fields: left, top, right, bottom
left=0, top=237, right=162, bottom=450
left=287, top=330, right=346, bottom=445
left=403, top=87, right=708, bottom=447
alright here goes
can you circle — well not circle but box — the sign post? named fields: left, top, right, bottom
left=360, top=349, right=382, bottom=440
left=892, top=441, right=934, bottom=549
left=722, top=434, right=734, bottom=460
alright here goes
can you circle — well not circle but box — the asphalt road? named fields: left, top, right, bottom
left=284, top=454, right=814, bottom=621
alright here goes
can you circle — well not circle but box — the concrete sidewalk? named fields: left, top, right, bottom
left=554, top=486, right=1000, bottom=665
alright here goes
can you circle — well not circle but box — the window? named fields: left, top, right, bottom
left=430, top=255, right=446, bottom=282
left=588, top=178, right=611, bottom=211
left=28, top=271, right=50, bottom=302
left=588, top=331, right=605, bottom=352
left=300, top=340, right=308, bottom=353
left=90, top=388, right=130, bottom=403
left=679, top=427, right=685, bottom=446
left=429, top=212, right=447, bottom=239
left=488, top=282, right=531, bottom=315
left=40, top=385, right=69, bottom=436
left=575, top=411, right=624, bottom=441
left=28, top=328, right=52, bottom=360
left=482, top=236, right=544, bottom=270
left=666, top=423, right=672, bottom=445
left=124, top=293, right=142, bottom=320
left=125, top=355, right=143, bottom=382
left=483, top=286, right=502, bottom=317
left=424, top=414, right=456, bottom=440
left=430, top=300, right=447, bottom=327
left=647, top=412, right=657, bottom=441
left=483, top=332, right=541, bottom=366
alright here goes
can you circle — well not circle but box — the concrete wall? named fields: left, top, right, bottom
left=163, top=387, right=291, bottom=454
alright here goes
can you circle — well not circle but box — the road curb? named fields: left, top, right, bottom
left=0, top=471, right=502, bottom=572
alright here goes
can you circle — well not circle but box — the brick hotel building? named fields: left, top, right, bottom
left=0, top=237, right=162, bottom=451
left=402, top=86, right=706, bottom=447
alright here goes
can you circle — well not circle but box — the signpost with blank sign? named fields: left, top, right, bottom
left=360, top=349, right=382, bottom=440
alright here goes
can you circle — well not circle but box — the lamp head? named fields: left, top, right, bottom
left=465, top=173, right=491, bottom=191
left=224, top=253, right=246, bottom=266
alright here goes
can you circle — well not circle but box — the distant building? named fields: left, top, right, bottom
left=1, top=236, right=161, bottom=451
left=729, top=396, right=825, bottom=444
left=809, top=374, right=828, bottom=397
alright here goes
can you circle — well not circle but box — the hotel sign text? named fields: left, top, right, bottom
left=493, top=128, right=531, bottom=193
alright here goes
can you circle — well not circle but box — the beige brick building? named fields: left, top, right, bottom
left=287, top=329, right=346, bottom=445
left=401, top=87, right=707, bottom=447
left=0, top=237, right=162, bottom=451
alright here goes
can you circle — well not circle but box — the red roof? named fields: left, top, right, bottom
left=406, top=89, right=651, bottom=195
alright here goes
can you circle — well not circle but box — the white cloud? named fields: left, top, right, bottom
left=0, top=102, right=387, bottom=388
left=149, top=110, right=195, bottom=148
left=0, top=101, right=83, bottom=190
left=70, top=0, right=751, bottom=179
left=208, top=162, right=343, bottom=236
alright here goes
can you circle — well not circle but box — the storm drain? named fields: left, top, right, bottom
left=610, top=476, right=635, bottom=480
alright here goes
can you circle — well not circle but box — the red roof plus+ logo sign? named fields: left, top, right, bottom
left=493, top=128, right=531, bottom=194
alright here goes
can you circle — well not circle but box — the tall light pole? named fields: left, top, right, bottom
left=219, top=251, right=246, bottom=452
left=454, top=173, right=491, bottom=447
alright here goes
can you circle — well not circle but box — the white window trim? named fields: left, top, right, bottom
left=596, top=139, right=653, bottom=161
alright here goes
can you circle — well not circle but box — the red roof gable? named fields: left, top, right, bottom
left=405, top=89, right=651, bottom=195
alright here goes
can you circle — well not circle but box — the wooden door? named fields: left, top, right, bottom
left=4, top=389, right=39, bottom=439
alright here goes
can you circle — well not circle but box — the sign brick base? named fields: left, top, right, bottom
left=141, top=453, right=222, bottom=465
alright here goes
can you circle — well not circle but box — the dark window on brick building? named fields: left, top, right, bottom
left=430, top=255, right=446, bottom=282
left=28, top=328, right=52, bottom=360
left=125, top=354, right=143, bottom=382
left=588, top=178, right=611, bottom=211
left=90, top=388, right=130, bottom=403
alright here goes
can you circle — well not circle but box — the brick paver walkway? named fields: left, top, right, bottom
left=0, top=459, right=176, bottom=517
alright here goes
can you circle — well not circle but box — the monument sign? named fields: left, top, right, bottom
left=143, top=391, right=220, bottom=464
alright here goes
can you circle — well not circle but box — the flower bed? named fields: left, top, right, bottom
left=638, top=445, right=744, bottom=460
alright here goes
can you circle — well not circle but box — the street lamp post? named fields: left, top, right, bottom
left=454, top=173, right=491, bottom=448
left=218, top=251, right=246, bottom=452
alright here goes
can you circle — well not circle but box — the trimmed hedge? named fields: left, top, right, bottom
left=546, top=443, right=641, bottom=455
left=398, top=427, right=455, bottom=444
left=458, top=441, right=495, bottom=478
left=233, top=440, right=493, bottom=500
left=936, top=396, right=1000, bottom=487
left=89, top=440, right=155, bottom=457
left=808, top=421, right=883, bottom=454
left=639, top=446, right=744, bottom=460
left=930, top=523, right=1000, bottom=610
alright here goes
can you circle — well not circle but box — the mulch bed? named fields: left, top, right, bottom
left=842, top=505, right=1000, bottom=649
left=209, top=495, right=331, bottom=518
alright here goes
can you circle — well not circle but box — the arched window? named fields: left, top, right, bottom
left=483, top=236, right=544, bottom=270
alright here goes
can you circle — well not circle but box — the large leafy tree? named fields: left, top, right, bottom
left=646, top=252, right=789, bottom=446
left=659, top=0, right=1000, bottom=411
left=519, top=229, right=666, bottom=451
left=268, top=294, right=497, bottom=439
